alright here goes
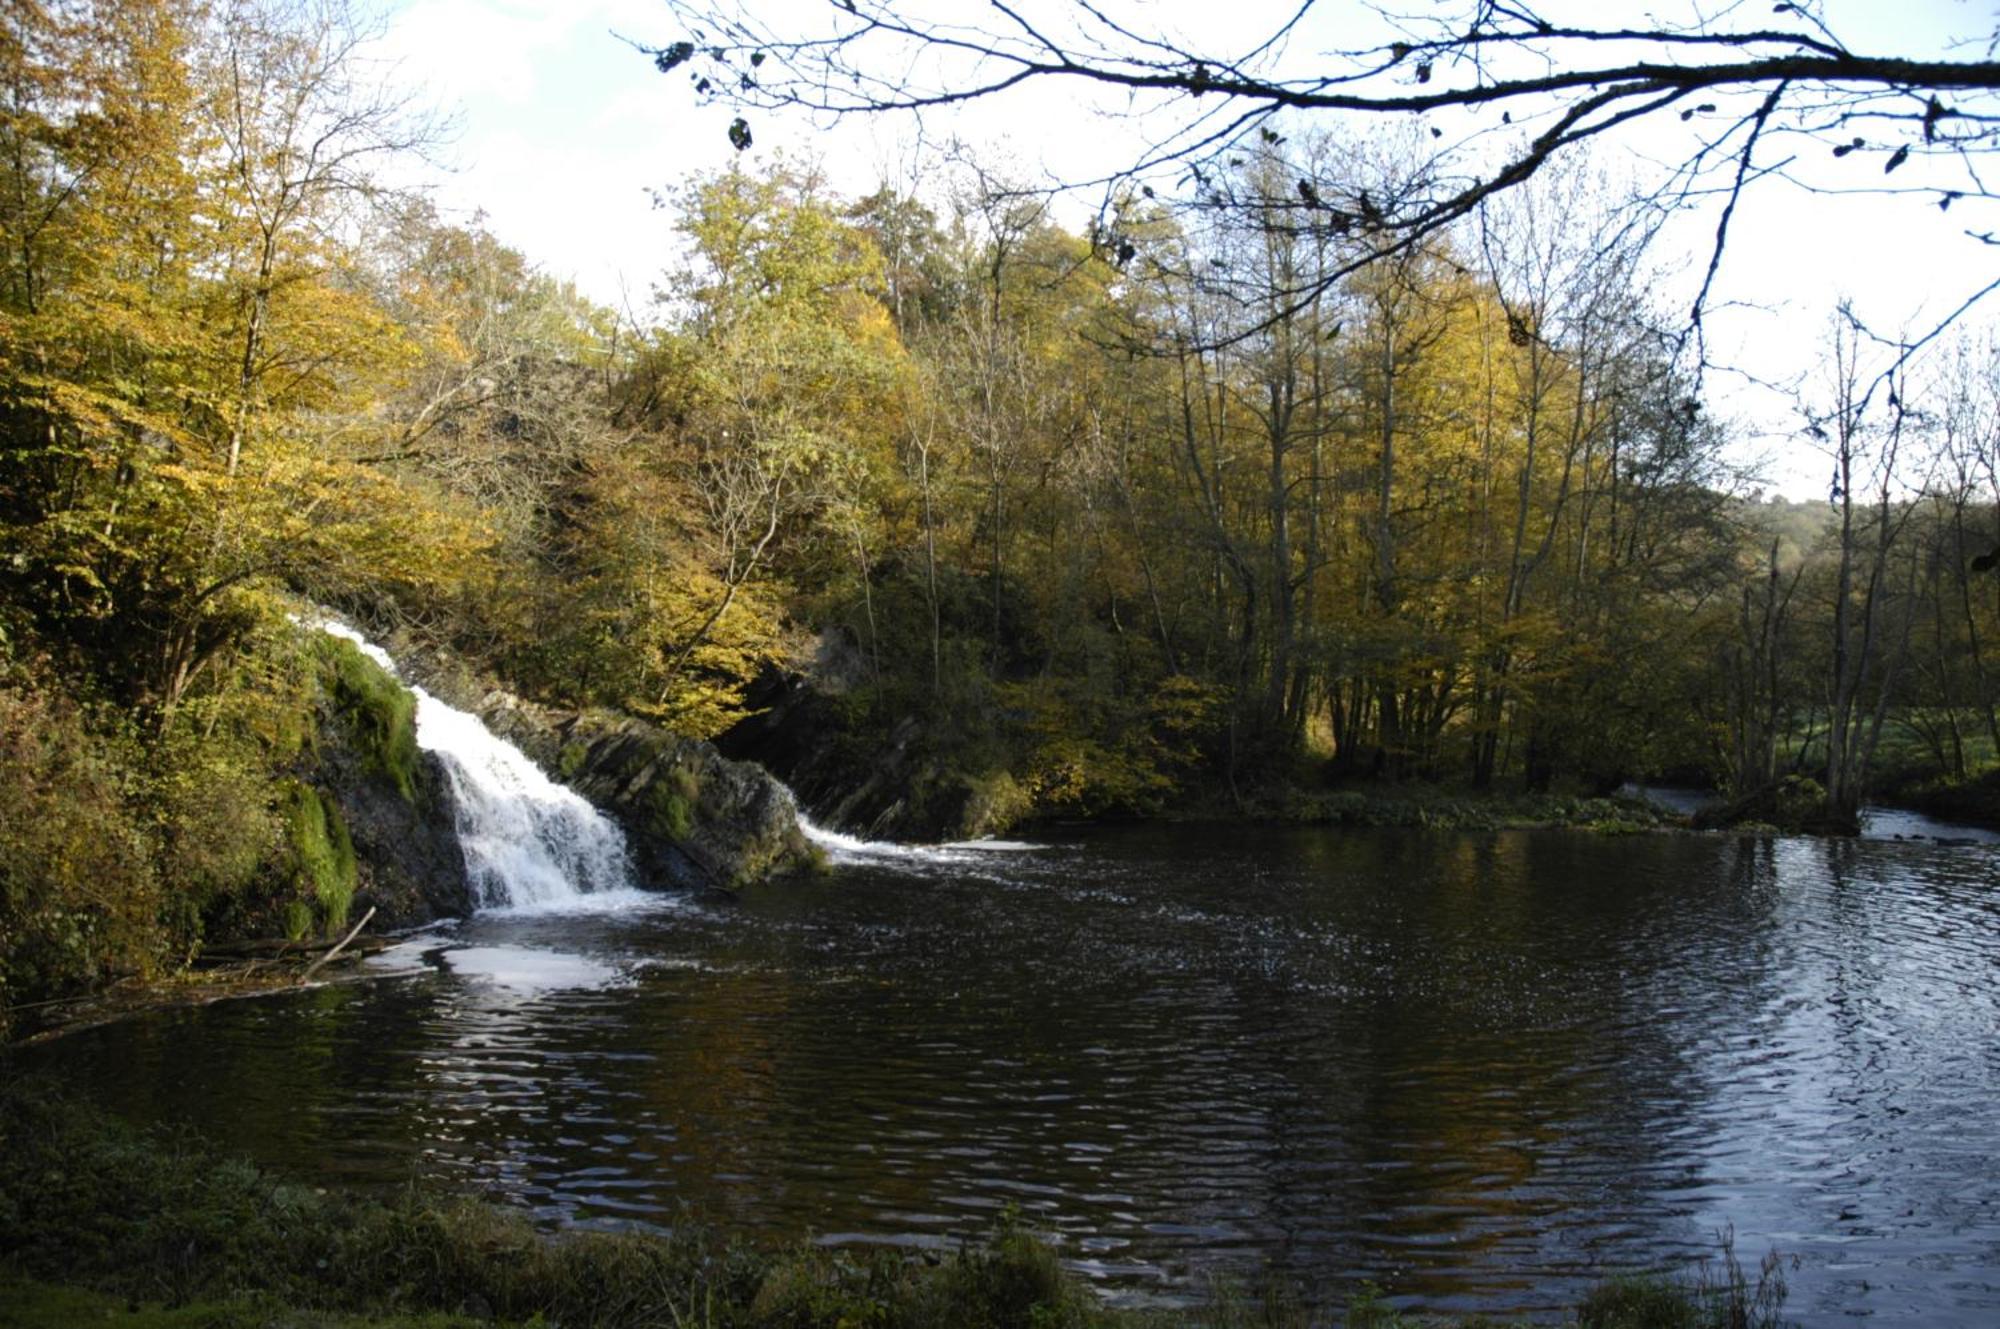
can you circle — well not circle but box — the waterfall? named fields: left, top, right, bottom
left=312, top=621, right=634, bottom=911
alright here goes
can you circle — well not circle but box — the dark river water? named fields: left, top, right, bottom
left=15, top=825, right=2000, bottom=1324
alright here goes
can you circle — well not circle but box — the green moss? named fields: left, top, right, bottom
left=556, top=739, right=590, bottom=781
left=278, top=779, right=357, bottom=937
left=314, top=637, right=420, bottom=804
left=642, top=766, right=700, bottom=844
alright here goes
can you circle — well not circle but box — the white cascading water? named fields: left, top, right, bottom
left=312, top=621, right=634, bottom=911
left=793, top=811, right=916, bottom=862
left=792, top=804, right=1040, bottom=867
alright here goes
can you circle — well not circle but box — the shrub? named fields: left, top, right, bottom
left=0, top=667, right=162, bottom=1027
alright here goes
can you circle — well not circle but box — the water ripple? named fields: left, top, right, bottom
left=19, top=826, right=2000, bottom=1325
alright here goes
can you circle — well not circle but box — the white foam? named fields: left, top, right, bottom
left=478, top=887, right=686, bottom=919
left=797, top=814, right=942, bottom=863
left=797, top=811, right=1044, bottom=868
left=414, top=693, right=633, bottom=909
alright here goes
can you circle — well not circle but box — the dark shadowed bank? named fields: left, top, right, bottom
left=716, top=638, right=1695, bottom=844
left=1879, top=766, right=2000, bottom=832
left=0, top=1082, right=1792, bottom=1329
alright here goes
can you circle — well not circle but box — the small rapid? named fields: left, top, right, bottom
left=795, top=807, right=1047, bottom=868
left=796, top=813, right=931, bottom=863
left=312, top=620, right=635, bottom=911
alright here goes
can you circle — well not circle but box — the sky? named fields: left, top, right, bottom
left=365, top=0, right=1999, bottom=497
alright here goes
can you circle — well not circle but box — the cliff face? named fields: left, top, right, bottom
left=315, top=743, right=472, bottom=928
left=303, top=636, right=471, bottom=930
left=399, top=649, right=816, bottom=891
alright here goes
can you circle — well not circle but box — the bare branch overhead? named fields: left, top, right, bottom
left=642, top=1, right=2000, bottom=342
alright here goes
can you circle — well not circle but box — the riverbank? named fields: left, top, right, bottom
left=0, top=1083, right=1788, bottom=1329
left=0, top=612, right=821, bottom=1042
left=1187, top=784, right=1683, bottom=835
left=1, top=932, right=396, bottom=1047
left=1876, top=767, right=2000, bottom=832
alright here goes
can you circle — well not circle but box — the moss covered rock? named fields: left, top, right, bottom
left=313, top=636, right=420, bottom=805
left=288, top=631, right=470, bottom=929
left=641, top=767, right=699, bottom=843
left=276, top=780, right=357, bottom=938
left=499, top=706, right=813, bottom=891
left=393, top=648, right=816, bottom=892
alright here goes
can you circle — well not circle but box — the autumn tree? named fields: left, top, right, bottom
left=0, top=0, right=454, bottom=713
left=610, top=162, right=904, bottom=734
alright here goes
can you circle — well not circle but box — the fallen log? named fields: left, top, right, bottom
left=299, top=907, right=377, bottom=986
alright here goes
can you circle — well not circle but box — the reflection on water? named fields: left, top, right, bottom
left=1858, top=805, right=2000, bottom=844
left=441, top=946, right=622, bottom=990
left=15, top=826, right=2000, bottom=1325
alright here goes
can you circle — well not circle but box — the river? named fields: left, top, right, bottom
left=14, top=822, right=2000, bottom=1325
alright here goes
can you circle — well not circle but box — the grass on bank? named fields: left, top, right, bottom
left=0, top=1082, right=1792, bottom=1328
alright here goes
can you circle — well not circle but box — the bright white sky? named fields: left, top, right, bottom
left=367, top=0, right=1998, bottom=498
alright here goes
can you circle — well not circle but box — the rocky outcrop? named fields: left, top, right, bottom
left=401, top=649, right=815, bottom=891
left=315, top=738, right=472, bottom=927
left=735, top=701, right=1025, bottom=843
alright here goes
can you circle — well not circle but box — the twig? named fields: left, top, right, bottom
left=1, top=991, right=109, bottom=1015
left=298, top=906, right=376, bottom=986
